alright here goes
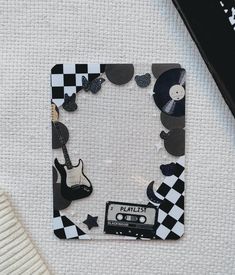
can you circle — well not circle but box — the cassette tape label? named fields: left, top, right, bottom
left=104, top=201, right=158, bottom=239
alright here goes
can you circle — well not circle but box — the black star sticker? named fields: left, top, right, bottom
left=83, top=214, right=99, bottom=230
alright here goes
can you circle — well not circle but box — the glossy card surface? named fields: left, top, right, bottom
left=51, top=64, right=185, bottom=240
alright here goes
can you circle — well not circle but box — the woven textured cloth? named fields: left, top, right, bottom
left=0, top=0, right=235, bottom=274
left=0, top=190, right=50, bottom=274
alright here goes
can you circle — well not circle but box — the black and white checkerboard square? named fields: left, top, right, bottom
left=155, top=156, right=185, bottom=240
left=53, top=210, right=90, bottom=240
left=51, top=64, right=105, bottom=107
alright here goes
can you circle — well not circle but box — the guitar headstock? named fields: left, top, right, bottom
left=51, top=102, right=59, bottom=122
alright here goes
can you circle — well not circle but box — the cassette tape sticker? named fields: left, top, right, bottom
left=51, top=64, right=185, bottom=241
left=104, top=202, right=158, bottom=239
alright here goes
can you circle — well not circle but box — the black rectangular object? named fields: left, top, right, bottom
left=104, top=201, right=158, bottom=239
left=172, top=0, right=235, bottom=117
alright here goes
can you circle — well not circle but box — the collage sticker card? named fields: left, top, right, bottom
left=51, top=64, right=185, bottom=240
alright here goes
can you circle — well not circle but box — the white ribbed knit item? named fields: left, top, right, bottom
left=0, top=190, right=50, bottom=274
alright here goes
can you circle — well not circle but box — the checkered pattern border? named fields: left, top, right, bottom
left=53, top=210, right=90, bottom=240
left=51, top=64, right=105, bottom=107
left=155, top=156, right=185, bottom=240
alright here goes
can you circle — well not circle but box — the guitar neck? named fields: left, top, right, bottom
left=53, top=122, right=73, bottom=169
left=61, top=144, right=73, bottom=169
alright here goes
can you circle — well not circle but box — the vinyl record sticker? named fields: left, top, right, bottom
left=153, top=68, right=185, bottom=117
left=160, top=129, right=185, bottom=156
left=105, top=64, right=134, bottom=85
left=160, top=112, right=185, bottom=130
left=52, top=121, right=69, bottom=149
left=151, top=63, right=181, bottom=79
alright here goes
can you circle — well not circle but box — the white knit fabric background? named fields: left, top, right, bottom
left=0, top=0, right=235, bottom=274
left=0, top=190, right=50, bottom=274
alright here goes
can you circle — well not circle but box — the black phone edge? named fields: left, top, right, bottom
left=172, top=0, right=235, bottom=118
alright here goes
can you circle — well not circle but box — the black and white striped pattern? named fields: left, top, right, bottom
left=0, top=190, right=49, bottom=273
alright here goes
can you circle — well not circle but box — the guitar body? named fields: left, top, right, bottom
left=52, top=104, right=93, bottom=202
left=54, top=158, right=93, bottom=201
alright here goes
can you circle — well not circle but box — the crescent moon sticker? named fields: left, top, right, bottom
left=146, top=181, right=162, bottom=206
